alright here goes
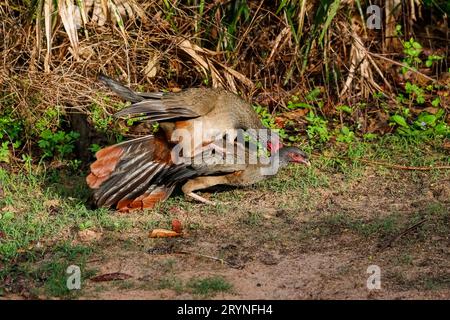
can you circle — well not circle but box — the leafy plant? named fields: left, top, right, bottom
left=253, top=104, right=287, bottom=139
left=0, top=112, right=24, bottom=163
left=389, top=109, right=449, bottom=138
left=90, top=101, right=114, bottom=133
left=425, top=54, right=443, bottom=68
left=401, top=37, right=443, bottom=73
left=306, top=111, right=330, bottom=144
left=336, top=126, right=355, bottom=143
left=89, top=144, right=102, bottom=154
left=401, top=38, right=423, bottom=73
left=35, top=107, right=61, bottom=133
left=405, top=82, right=425, bottom=104
left=0, top=142, right=10, bottom=163
left=38, top=130, right=80, bottom=159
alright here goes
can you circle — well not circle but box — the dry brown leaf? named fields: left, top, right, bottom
left=149, top=228, right=181, bottom=238
left=58, top=0, right=79, bottom=59
left=217, top=61, right=254, bottom=89
left=143, top=52, right=160, bottom=79
left=90, top=272, right=132, bottom=282
left=1, top=205, right=19, bottom=213
left=443, top=141, right=450, bottom=150
left=44, top=199, right=60, bottom=207
left=178, top=39, right=224, bottom=88
left=78, top=229, right=102, bottom=242
left=171, top=219, right=182, bottom=234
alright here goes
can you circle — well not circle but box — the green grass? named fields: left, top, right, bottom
left=150, top=275, right=232, bottom=297
left=0, top=168, right=138, bottom=261
left=157, top=276, right=185, bottom=293
left=0, top=136, right=448, bottom=298
left=187, top=276, right=233, bottom=297
left=297, top=201, right=449, bottom=248
left=0, top=242, right=95, bottom=298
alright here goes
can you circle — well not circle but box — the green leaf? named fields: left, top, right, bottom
left=336, top=105, right=352, bottom=114
left=416, top=113, right=436, bottom=127
left=2, top=211, right=15, bottom=221
left=431, top=98, right=440, bottom=107
left=412, top=41, right=422, bottom=49
left=390, top=115, right=409, bottom=128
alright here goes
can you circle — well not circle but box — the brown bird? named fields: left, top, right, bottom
left=86, top=75, right=291, bottom=211
left=87, top=134, right=310, bottom=212
left=97, top=75, right=282, bottom=155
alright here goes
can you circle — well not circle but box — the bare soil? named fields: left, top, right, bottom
left=73, top=167, right=450, bottom=299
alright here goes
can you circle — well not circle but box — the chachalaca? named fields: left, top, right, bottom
left=97, top=75, right=282, bottom=155
left=87, top=75, right=292, bottom=211
left=87, top=134, right=310, bottom=212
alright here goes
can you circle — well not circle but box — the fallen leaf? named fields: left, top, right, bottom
left=171, top=219, right=182, bottom=233
left=1, top=205, right=19, bottom=213
left=90, top=272, right=132, bottom=282
left=422, top=107, right=439, bottom=115
left=443, top=141, right=450, bottom=150
left=44, top=199, right=60, bottom=207
left=143, top=52, right=160, bottom=78
left=149, top=228, right=181, bottom=238
left=44, top=199, right=61, bottom=215
left=77, top=229, right=102, bottom=242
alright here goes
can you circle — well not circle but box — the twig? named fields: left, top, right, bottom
left=379, top=218, right=427, bottom=251
left=368, top=52, right=449, bottom=88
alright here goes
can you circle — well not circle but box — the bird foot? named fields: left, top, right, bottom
left=186, top=192, right=216, bottom=205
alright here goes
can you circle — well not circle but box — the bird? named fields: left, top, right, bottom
left=86, top=75, right=303, bottom=211
left=87, top=133, right=310, bottom=212
left=97, top=75, right=283, bottom=155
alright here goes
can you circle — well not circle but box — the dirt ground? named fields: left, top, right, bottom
left=68, top=165, right=450, bottom=300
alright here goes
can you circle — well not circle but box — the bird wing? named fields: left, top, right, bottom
left=86, top=134, right=177, bottom=211
left=98, top=75, right=215, bottom=122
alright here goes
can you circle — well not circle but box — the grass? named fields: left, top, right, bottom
left=157, top=276, right=185, bottom=294
left=0, top=242, right=95, bottom=298
left=154, top=275, right=232, bottom=297
left=0, top=136, right=449, bottom=298
left=0, top=168, right=135, bottom=260
left=187, top=276, right=233, bottom=296
left=297, top=201, right=449, bottom=243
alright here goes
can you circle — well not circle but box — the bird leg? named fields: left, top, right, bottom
left=181, top=176, right=230, bottom=205
left=185, top=192, right=216, bottom=205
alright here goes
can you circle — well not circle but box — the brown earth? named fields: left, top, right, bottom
left=72, top=166, right=450, bottom=299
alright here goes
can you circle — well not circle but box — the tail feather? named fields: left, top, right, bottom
left=117, top=186, right=175, bottom=212
left=99, top=74, right=200, bottom=122
left=113, top=100, right=199, bottom=121
left=86, top=145, right=125, bottom=189
left=96, top=162, right=159, bottom=207
left=86, top=135, right=174, bottom=210
left=98, top=74, right=144, bottom=103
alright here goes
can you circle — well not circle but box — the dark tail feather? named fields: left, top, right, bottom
left=113, top=100, right=199, bottom=120
left=116, top=185, right=175, bottom=212
left=98, top=74, right=144, bottom=103
left=86, top=135, right=174, bottom=210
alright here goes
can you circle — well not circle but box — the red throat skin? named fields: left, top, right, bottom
left=267, top=140, right=283, bottom=153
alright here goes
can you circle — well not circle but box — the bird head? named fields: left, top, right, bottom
left=279, top=147, right=310, bottom=166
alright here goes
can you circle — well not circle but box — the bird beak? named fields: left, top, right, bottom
left=300, top=158, right=311, bottom=167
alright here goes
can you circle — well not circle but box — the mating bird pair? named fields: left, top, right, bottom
left=86, top=75, right=310, bottom=212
